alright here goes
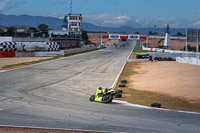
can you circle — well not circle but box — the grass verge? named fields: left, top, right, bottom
left=2, top=56, right=60, bottom=68
left=115, top=62, right=200, bottom=112
left=2, top=47, right=105, bottom=69
left=133, top=49, right=152, bottom=53
left=64, top=47, right=104, bottom=57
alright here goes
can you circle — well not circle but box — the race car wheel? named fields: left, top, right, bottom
left=103, top=95, right=113, bottom=103
left=89, top=95, right=95, bottom=102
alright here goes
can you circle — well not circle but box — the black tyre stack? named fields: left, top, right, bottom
left=116, top=80, right=128, bottom=98
left=151, top=103, right=161, bottom=108
left=119, top=80, right=127, bottom=88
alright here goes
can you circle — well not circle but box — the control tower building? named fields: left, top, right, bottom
left=62, top=0, right=82, bottom=36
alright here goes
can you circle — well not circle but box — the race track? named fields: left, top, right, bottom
left=0, top=41, right=200, bottom=133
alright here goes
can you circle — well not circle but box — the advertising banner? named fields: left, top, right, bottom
left=128, top=35, right=140, bottom=40
left=109, top=34, right=120, bottom=40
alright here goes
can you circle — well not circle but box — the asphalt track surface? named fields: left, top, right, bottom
left=0, top=41, right=200, bottom=133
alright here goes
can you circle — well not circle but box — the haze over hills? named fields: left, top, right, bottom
left=0, top=14, right=186, bottom=35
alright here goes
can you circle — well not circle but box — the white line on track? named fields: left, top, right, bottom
left=111, top=42, right=134, bottom=88
left=0, top=70, right=9, bottom=73
left=114, top=100, right=200, bottom=115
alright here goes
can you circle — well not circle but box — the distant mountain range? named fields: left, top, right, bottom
left=0, top=14, right=186, bottom=35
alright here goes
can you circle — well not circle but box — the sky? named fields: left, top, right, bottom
left=0, top=0, right=200, bottom=28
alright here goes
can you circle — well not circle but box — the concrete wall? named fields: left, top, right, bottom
left=176, top=57, right=200, bottom=66
left=0, top=37, right=12, bottom=43
left=16, top=46, right=99, bottom=57
left=16, top=51, right=64, bottom=57
left=13, top=37, right=49, bottom=42
left=149, top=53, right=199, bottom=60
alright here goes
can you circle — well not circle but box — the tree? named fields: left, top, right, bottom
left=177, top=32, right=183, bottom=36
left=82, top=30, right=91, bottom=44
left=29, top=27, right=38, bottom=32
left=184, top=45, right=199, bottom=52
left=82, top=30, right=88, bottom=41
left=149, top=31, right=153, bottom=35
left=149, top=31, right=159, bottom=35
left=38, top=24, right=48, bottom=31
left=7, top=27, right=15, bottom=36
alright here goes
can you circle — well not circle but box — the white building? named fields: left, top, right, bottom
left=62, top=13, right=82, bottom=34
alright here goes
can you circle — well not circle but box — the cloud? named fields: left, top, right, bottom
left=53, top=0, right=66, bottom=5
left=0, top=0, right=19, bottom=12
left=83, top=13, right=131, bottom=27
left=193, top=21, right=200, bottom=26
left=48, top=13, right=63, bottom=19
left=83, top=13, right=200, bottom=28
left=131, top=17, right=200, bottom=28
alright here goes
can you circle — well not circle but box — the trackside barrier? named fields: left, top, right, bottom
left=0, top=51, right=16, bottom=57
left=142, top=46, right=193, bottom=54
left=0, top=41, right=59, bottom=52
left=176, top=57, right=200, bottom=66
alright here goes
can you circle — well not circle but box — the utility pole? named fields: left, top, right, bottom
left=99, top=23, right=101, bottom=45
left=70, top=0, right=72, bottom=14
left=185, top=29, right=188, bottom=57
left=196, top=30, right=199, bottom=59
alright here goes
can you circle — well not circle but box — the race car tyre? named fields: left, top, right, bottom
left=119, top=84, right=126, bottom=87
left=103, top=95, right=113, bottom=103
left=116, top=89, right=123, bottom=93
left=151, top=103, right=161, bottom=108
left=89, top=95, right=95, bottom=102
left=115, top=93, right=122, bottom=98
left=121, top=80, right=127, bottom=84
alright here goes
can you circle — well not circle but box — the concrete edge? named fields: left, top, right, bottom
left=113, top=100, right=200, bottom=115
left=0, top=47, right=104, bottom=73
left=0, top=125, right=118, bottom=133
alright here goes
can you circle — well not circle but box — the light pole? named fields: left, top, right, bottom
left=99, top=23, right=101, bottom=45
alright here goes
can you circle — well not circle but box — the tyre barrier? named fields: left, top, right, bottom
left=0, top=51, right=16, bottom=57
left=149, top=56, right=153, bottom=62
left=115, top=93, right=122, bottom=98
left=119, top=84, right=126, bottom=87
left=0, top=41, right=60, bottom=52
left=136, top=54, right=149, bottom=59
left=1, top=42, right=17, bottom=52
left=116, top=89, right=123, bottom=93
left=47, top=42, right=59, bottom=51
left=151, top=103, right=161, bottom=108
left=154, top=57, right=175, bottom=61
left=121, top=80, right=128, bottom=84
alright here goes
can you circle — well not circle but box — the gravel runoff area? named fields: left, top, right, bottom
left=0, top=57, right=52, bottom=69
left=129, top=61, right=200, bottom=104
